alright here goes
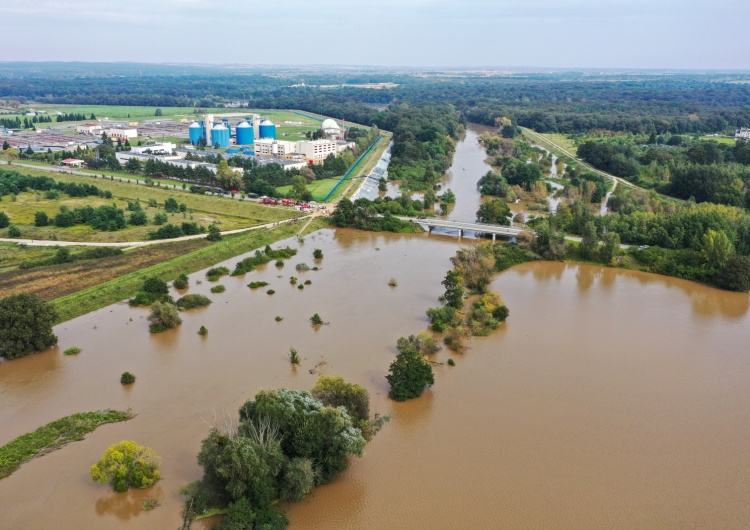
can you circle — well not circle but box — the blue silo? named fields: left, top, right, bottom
left=259, top=119, right=276, bottom=139
left=235, top=121, right=254, bottom=145
left=189, top=121, right=203, bottom=145
left=211, top=124, right=230, bottom=148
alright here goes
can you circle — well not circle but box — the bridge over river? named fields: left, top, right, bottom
left=402, top=217, right=527, bottom=240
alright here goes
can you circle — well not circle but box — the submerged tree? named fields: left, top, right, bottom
left=386, top=342, right=435, bottom=402
left=90, top=441, right=160, bottom=492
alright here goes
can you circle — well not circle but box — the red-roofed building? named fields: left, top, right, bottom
left=60, top=158, right=84, bottom=168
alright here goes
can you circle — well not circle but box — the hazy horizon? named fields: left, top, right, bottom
left=3, top=0, right=749, bottom=70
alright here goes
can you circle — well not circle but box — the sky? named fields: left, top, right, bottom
left=2, top=0, right=750, bottom=69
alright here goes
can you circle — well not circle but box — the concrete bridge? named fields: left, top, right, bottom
left=405, top=217, right=527, bottom=240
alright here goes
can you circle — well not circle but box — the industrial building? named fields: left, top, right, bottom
left=253, top=138, right=354, bottom=164
left=737, top=128, right=750, bottom=140
left=188, top=114, right=277, bottom=149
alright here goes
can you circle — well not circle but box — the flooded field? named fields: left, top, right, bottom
left=2, top=126, right=750, bottom=530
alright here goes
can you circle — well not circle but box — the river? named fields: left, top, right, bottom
left=1, top=129, right=750, bottom=529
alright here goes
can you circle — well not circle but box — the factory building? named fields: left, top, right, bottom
left=75, top=124, right=103, bottom=135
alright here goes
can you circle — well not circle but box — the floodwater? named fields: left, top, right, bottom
left=2, top=128, right=750, bottom=530
left=444, top=124, right=493, bottom=222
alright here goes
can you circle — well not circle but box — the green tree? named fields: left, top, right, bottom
left=451, top=246, right=496, bottom=293
left=700, top=229, right=734, bottom=269
left=718, top=255, right=750, bottom=292
left=216, top=160, right=242, bottom=190
left=8, top=225, right=21, bottom=237
left=476, top=198, right=511, bottom=225
left=164, top=197, right=179, bottom=213
left=600, top=231, right=621, bottom=263
left=206, top=224, right=222, bottom=241
left=90, top=441, right=160, bottom=492
left=154, top=108, right=163, bottom=116
left=579, top=221, right=599, bottom=260
left=532, top=221, right=566, bottom=260
left=129, top=210, right=148, bottom=226
left=386, top=342, right=435, bottom=402
left=124, top=157, right=142, bottom=174
left=0, top=211, right=9, bottom=228
left=290, top=175, right=308, bottom=199
left=0, top=293, right=58, bottom=359
left=34, top=211, right=49, bottom=227
left=441, top=269, right=465, bottom=309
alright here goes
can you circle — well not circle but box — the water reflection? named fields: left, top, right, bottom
left=94, top=486, right=163, bottom=521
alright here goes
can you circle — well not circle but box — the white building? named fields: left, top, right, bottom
left=736, top=128, right=750, bottom=140
left=104, top=128, right=138, bottom=140
left=75, top=124, right=103, bottom=135
left=254, top=138, right=354, bottom=164
left=128, top=142, right=177, bottom=155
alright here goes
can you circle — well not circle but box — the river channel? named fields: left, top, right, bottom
left=1, top=128, right=750, bottom=529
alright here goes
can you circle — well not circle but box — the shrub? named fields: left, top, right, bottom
left=120, top=372, right=136, bottom=385
left=176, top=294, right=212, bottom=310
left=206, top=266, right=229, bottom=281
left=248, top=281, right=268, bottom=289
left=267, top=289, right=275, bottom=295
left=152, top=212, right=167, bottom=225
left=206, top=224, right=222, bottom=241
left=0, top=293, right=58, bottom=360
left=447, top=358, right=456, bottom=366
left=443, top=327, right=469, bottom=353
left=63, top=347, right=81, bottom=356
left=426, top=306, right=458, bottom=331
left=232, top=247, right=297, bottom=276
left=289, top=276, right=297, bottom=284
left=90, top=440, right=160, bottom=492
left=289, top=347, right=300, bottom=364
left=275, top=260, right=284, bottom=267
left=310, top=313, right=323, bottom=325
left=173, top=273, right=189, bottom=289
left=397, top=332, right=441, bottom=356
left=388, top=278, right=398, bottom=287
left=275, top=316, right=283, bottom=321
left=8, top=225, right=20, bottom=238
left=210, top=285, right=226, bottom=294
left=34, top=211, right=49, bottom=227
left=142, top=277, right=168, bottom=295
left=140, top=498, right=160, bottom=511
left=304, top=280, right=311, bottom=285
left=198, top=326, right=208, bottom=336
left=298, top=284, right=304, bottom=290
left=0, top=211, right=8, bottom=228
left=313, top=249, right=323, bottom=259
left=295, top=263, right=310, bottom=272
left=148, top=301, right=182, bottom=332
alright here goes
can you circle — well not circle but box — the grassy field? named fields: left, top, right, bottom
left=0, top=410, right=131, bottom=479
left=50, top=217, right=328, bottom=323
left=342, top=132, right=393, bottom=200
left=1, top=166, right=301, bottom=241
left=276, top=178, right=341, bottom=199
left=0, top=242, right=96, bottom=273
left=540, top=133, right=579, bottom=153
left=699, top=135, right=737, bottom=145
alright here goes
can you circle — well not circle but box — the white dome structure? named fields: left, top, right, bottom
left=321, top=118, right=340, bottom=131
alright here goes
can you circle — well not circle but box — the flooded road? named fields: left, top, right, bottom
left=2, top=127, right=750, bottom=530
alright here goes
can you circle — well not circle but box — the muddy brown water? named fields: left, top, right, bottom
left=2, top=230, right=750, bottom=529
left=3, top=126, right=750, bottom=529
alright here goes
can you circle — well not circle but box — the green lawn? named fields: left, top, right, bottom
left=276, top=178, right=342, bottom=199
left=699, top=136, right=737, bottom=145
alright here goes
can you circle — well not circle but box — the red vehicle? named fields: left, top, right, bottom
left=260, top=197, right=279, bottom=205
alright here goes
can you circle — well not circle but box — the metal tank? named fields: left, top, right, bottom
left=235, top=121, right=254, bottom=145
left=259, top=119, right=276, bottom=140
left=188, top=121, right=203, bottom=145
left=211, top=123, right=230, bottom=149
